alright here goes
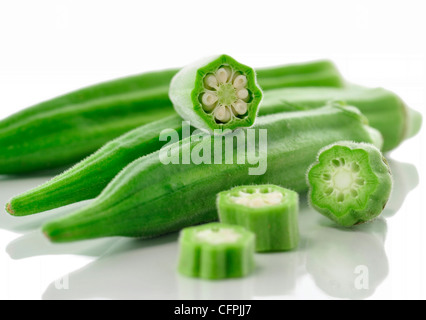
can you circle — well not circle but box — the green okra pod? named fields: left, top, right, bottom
left=177, top=223, right=255, bottom=280
left=8, top=84, right=411, bottom=216
left=42, top=105, right=382, bottom=243
left=307, top=141, right=393, bottom=227
left=217, top=185, right=299, bottom=252
left=0, top=60, right=342, bottom=174
left=169, top=55, right=263, bottom=132
left=260, top=85, right=422, bottom=152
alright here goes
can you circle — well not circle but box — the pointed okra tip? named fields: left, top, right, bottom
left=170, top=54, right=263, bottom=132
left=6, top=202, right=15, bottom=215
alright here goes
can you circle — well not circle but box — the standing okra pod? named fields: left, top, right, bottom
left=178, top=223, right=255, bottom=280
left=307, top=142, right=393, bottom=227
left=217, top=185, right=299, bottom=252
left=169, top=55, right=263, bottom=132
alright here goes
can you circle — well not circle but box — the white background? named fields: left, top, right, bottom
left=0, top=0, right=425, bottom=300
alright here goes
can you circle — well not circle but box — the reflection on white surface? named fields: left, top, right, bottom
left=6, top=231, right=117, bottom=260
left=382, top=159, right=419, bottom=217
left=305, top=219, right=388, bottom=299
left=0, top=159, right=419, bottom=300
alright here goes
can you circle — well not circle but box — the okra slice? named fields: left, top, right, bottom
left=177, top=223, right=255, bottom=280
left=169, top=54, right=263, bottom=132
left=307, top=142, right=393, bottom=227
left=217, top=185, right=299, bottom=252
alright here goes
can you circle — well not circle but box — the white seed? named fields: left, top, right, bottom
left=216, top=68, right=230, bottom=84
left=201, top=92, right=218, bottom=108
left=263, top=191, right=284, bottom=205
left=236, top=88, right=249, bottom=100
left=204, top=74, right=218, bottom=89
left=233, top=75, right=247, bottom=89
left=196, top=228, right=241, bottom=244
left=214, top=105, right=232, bottom=123
left=232, top=100, right=248, bottom=115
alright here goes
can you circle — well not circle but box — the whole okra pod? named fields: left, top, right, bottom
left=0, top=60, right=342, bottom=174
left=42, top=105, right=382, bottom=242
left=7, top=84, right=419, bottom=216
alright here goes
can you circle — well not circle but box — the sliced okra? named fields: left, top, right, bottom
left=177, top=223, right=255, bottom=280
left=217, top=185, right=300, bottom=252
left=307, top=141, right=393, bottom=227
left=169, top=54, right=263, bottom=132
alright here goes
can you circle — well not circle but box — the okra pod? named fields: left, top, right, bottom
left=261, top=85, right=422, bottom=151
left=9, top=85, right=410, bottom=216
left=217, top=185, right=299, bottom=252
left=0, top=60, right=342, bottom=174
left=169, top=55, right=263, bottom=132
left=307, top=142, right=393, bottom=227
left=42, top=105, right=381, bottom=242
left=177, top=223, right=255, bottom=280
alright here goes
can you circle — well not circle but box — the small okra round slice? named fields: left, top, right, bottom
left=217, top=185, right=300, bottom=252
left=169, top=54, right=263, bottom=132
left=177, top=223, right=255, bottom=280
left=307, top=141, right=393, bottom=227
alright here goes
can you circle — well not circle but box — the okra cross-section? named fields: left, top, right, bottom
left=177, top=223, right=255, bottom=280
left=169, top=54, right=263, bottom=132
left=217, top=185, right=300, bottom=252
left=307, top=142, right=393, bottom=227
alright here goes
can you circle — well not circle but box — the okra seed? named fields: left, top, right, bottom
left=232, top=100, right=248, bottom=115
left=214, top=105, right=231, bottom=123
left=204, top=74, right=218, bottom=89
left=216, top=68, right=230, bottom=84
left=196, top=227, right=241, bottom=244
left=236, top=88, right=249, bottom=100
left=233, top=75, right=248, bottom=89
left=201, top=92, right=218, bottom=108
left=231, top=190, right=284, bottom=208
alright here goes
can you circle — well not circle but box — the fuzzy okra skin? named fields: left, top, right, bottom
left=178, top=223, right=255, bottom=280
left=169, top=55, right=263, bottom=131
left=260, top=85, right=422, bottom=152
left=307, top=142, right=393, bottom=227
left=8, top=85, right=398, bottom=216
left=217, top=185, right=299, bottom=252
left=0, top=60, right=342, bottom=175
left=6, top=116, right=186, bottom=216
left=42, top=105, right=381, bottom=243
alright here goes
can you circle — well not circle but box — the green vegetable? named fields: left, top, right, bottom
left=261, top=85, right=422, bottom=152
left=7, top=116, right=186, bottom=216
left=217, top=185, right=299, bottom=252
left=177, top=223, right=255, bottom=280
left=0, top=60, right=342, bottom=175
left=8, top=85, right=397, bottom=217
left=41, top=105, right=381, bottom=243
left=307, top=141, right=393, bottom=227
left=169, top=55, right=263, bottom=132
